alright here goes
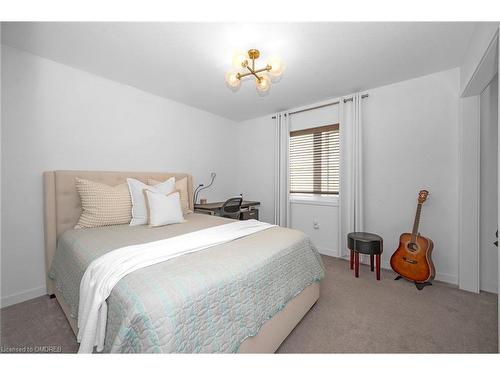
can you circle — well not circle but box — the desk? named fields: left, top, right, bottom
left=194, top=200, right=260, bottom=220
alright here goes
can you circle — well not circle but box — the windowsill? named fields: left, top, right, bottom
left=289, top=194, right=339, bottom=207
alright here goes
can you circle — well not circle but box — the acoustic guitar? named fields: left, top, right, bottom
left=390, top=190, right=435, bottom=290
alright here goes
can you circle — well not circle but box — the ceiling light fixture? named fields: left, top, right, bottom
left=225, top=49, right=284, bottom=94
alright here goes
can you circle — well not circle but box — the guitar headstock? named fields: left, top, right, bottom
left=418, top=190, right=429, bottom=204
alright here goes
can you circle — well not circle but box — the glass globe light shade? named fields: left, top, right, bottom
left=225, top=70, right=241, bottom=89
left=256, top=74, right=272, bottom=93
left=232, top=51, right=248, bottom=69
left=266, top=56, right=284, bottom=77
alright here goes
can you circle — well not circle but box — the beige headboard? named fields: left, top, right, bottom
left=43, top=170, right=194, bottom=295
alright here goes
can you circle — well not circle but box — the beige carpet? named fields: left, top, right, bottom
left=1, top=256, right=497, bottom=353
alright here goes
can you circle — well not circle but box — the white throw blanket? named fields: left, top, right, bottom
left=77, top=219, right=275, bottom=353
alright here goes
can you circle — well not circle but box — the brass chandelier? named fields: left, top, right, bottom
left=225, top=49, right=284, bottom=93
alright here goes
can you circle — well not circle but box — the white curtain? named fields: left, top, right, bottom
left=273, top=112, right=290, bottom=227
left=340, top=93, right=364, bottom=257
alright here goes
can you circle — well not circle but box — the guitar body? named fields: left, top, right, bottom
left=390, top=233, right=435, bottom=283
left=390, top=190, right=435, bottom=286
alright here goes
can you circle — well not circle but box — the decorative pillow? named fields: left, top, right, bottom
left=149, top=177, right=192, bottom=215
left=144, top=190, right=185, bottom=227
left=75, top=178, right=132, bottom=229
left=127, top=177, right=175, bottom=226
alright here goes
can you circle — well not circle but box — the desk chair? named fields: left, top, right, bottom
left=220, top=197, right=243, bottom=220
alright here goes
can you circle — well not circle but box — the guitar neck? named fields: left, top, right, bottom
left=411, top=203, right=422, bottom=243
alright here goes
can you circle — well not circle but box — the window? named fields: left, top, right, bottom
left=289, top=124, right=339, bottom=195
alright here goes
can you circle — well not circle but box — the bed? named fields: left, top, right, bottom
left=43, top=170, right=324, bottom=353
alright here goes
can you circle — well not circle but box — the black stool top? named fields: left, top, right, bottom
left=348, top=232, right=383, bottom=255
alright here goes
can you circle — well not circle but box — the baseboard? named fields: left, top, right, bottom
left=380, top=259, right=458, bottom=285
left=1, top=285, right=46, bottom=308
left=432, top=271, right=459, bottom=285
left=338, top=254, right=458, bottom=285
left=316, top=247, right=339, bottom=258
left=480, top=281, right=498, bottom=294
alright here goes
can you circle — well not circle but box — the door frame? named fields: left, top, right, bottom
left=458, top=96, right=481, bottom=293
left=459, top=28, right=499, bottom=293
left=497, top=29, right=500, bottom=353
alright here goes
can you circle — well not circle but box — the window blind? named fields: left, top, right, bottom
left=289, top=124, right=339, bottom=195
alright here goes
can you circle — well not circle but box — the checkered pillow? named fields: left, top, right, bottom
left=75, top=178, right=132, bottom=228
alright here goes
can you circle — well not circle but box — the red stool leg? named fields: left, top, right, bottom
left=355, top=252, right=359, bottom=278
left=350, top=249, right=354, bottom=270
left=370, top=254, right=374, bottom=272
left=376, top=254, right=381, bottom=280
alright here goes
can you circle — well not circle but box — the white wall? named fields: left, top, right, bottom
left=0, top=45, right=238, bottom=307
left=236, top=115, right=276, bottom=224
left=480, top=76, right=498, bottom=293
left=236, top=68, right=461, bottom=284
left=363, top=68, right=460, bottom=284
left=290, top=103, right=339, bottom=131
left=461, top=23, right=499, bottom=95
left=289, top=202, right=339, bottom=257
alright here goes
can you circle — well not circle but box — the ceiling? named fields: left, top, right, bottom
left=1, top=22, right=477, bottom=121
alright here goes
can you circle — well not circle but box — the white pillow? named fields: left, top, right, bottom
left=127, top=177, right=175, bottom=225
left=145, top=190, right=185, bottom=227
left=149, top=177, right=192, bottom=215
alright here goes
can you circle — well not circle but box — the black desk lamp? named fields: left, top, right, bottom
left=194, top=172, right=216, bottom=206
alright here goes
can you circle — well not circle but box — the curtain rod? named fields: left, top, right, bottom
left=271, top=94, right=369, bottom=119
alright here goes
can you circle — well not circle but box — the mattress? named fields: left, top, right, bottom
left=49, top=213, right=325, bottom=353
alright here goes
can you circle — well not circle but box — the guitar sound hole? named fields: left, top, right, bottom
left=407, top=243, right=417, bottom=252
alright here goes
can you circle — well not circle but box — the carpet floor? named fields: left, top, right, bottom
left=1, top=256, right=497, bottom=353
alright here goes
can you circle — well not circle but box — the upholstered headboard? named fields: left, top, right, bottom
left=43, top=170, right=194, bottom=295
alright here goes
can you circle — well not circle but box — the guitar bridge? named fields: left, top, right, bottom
left=403, top=257, right=418, bottom=264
